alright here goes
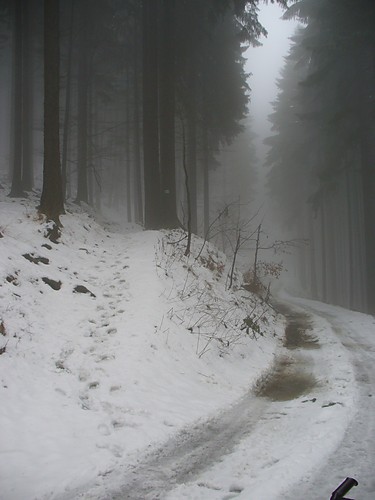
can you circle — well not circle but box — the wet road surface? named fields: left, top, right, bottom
left=284, top=304, right=375, bottom=500
left=93, top=304, right=320, bottom=499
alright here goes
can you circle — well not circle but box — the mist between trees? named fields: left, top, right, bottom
left=0, top=0, right=374, bottom=315
left=266, top=0, right=375, bottom=314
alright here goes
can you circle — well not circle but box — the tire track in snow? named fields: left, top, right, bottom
left=284, top=305, right=375, bottom=500
left=109, top=394, right=268, bottom=499
left=76, top=305, right=320, bottom=500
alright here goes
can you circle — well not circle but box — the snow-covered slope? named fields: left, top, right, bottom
left=0, top=190, right=283, bottom=500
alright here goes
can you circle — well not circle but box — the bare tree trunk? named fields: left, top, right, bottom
left=253, top=224, right=261, bottom=284
left=320, top=204, right=327, bottom=303
left=61, top=0, right=74, bottom=199
left=9, top=0, right=24, bottom=198
left=228, top=231, right=241, bottom=289
left=21, top=0, right=34, bottom=191
left=133, top=79, right=143, bottom=223
left=39, top=0, right=65, bottom=224
left=187, top=109, right=198, bottom=234
left=87, top=80, right=93, bottom=206
left=181, top=122, right=191, bottom=255
left=159, top=0, right=178, bottom=228
left=359, top=46, right=375, bottom=313
left=202, top=126, right=210, bottom=238
left=142, top=0, right=162, bottom=229
left=126, top=70, right=132, bottom=222
left=133, top=12, right=143, bottom=224
left=75, top=0, right=89, bottom=204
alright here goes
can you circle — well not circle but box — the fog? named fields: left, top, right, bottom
left=1, top=0, right=375, bottom=314
left=233, top=4, right=298, bottom=298
left=246, top=3, right=296, bottom=147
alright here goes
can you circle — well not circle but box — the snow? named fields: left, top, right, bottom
left=1, top=190, right=374, bottom=500
left=168, top=296, right=358, bottom=499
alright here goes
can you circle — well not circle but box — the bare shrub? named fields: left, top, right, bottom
left=156, top=230, right=269, bottom=357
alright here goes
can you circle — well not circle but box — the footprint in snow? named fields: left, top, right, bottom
left=79, top=369, right=90, bottom=382
left=111, top=419, right=125, bottom=429
left=110, top=445, right=124, bottom=458
left=88, top=381, right=100, bottom=389
left=96, top=353, right=115, bottom=362
left=98, top=423, right=111, bottom=436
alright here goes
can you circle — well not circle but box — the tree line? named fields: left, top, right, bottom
left=0, top=0, right=286, bottom=235
left=266, top=0, right=375, bottom=313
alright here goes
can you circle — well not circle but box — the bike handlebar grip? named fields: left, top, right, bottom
left=330, top=477, right=358, bottom=500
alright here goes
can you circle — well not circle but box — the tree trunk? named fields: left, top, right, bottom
left=359, top=46, right=375, bottom=313
left=202, top=125, right=210, bottom=238
left=159, top=0, right=178, bottom=228
left=126, top=69, right=132, bottom=222
left=87, top=79, right=93, bottom=206
left=133, top=27, right=143, bottom=224
left=142, top=0, right=162, bottom=229
left=61, top=0, right=74, bottom=200
left=181, top=122, right=191, bottom=255
left=9, top=0, right=24, bottom=198
left=39, top=0, right=64, bottom=223
left=21, top=0, right=34, bottom=191
left=187, top=109, right=198, bottom=234
left=320, top=204, right=327, bottom=303
left=75, top=0, right=89, bottom=204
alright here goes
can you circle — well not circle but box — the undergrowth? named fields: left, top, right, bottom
left=156, top=229, right=271, bottom=357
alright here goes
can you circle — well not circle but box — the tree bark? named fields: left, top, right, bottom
left=187, top=108, right=198, bottom=234
left=126, top=69, right=132, bottom=222
left=61, top=0, right=74, bottom=200
left=75, top=0, right=89, bottom=204
left=39, top=0, right=65, bottom=223
left=133, top=23, right=143, bottom=224
left=359, top=45, right=375, bottom=313
left=142, top=0, right=162, bottom=229
left=202, top=125, right=210, bottom=238
left=9, top=0, right=24, bottom=198
left=159, top=0, right=178, bottom=228
left=21, top=0, right=34, bottom=191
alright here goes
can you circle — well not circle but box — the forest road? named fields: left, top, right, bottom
left=284, top=303, right=375, bottom=500
left=98, top=304, right=324, bottom=500
left=74, top=302, right=375, bottom=500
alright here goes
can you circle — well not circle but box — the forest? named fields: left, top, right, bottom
left=0, top=0, right=375, bottom=314
left=0, top=0, right=274, bottom=228
left=266, top=0, right=375, bottom=314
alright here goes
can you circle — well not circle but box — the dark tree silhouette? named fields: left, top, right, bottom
left=267, top=0, right=375, bottom=313
left=8, top=0, right=24, bottom=198
left=39, top=0, right=65, bottom=224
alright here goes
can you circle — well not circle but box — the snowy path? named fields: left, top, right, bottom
left=94, top=304, right=315, bottom=499
left=69, top=298, right=375, bottom=500
left=3, top=197, right=373, bottom=499
left=284, top=299, right=375, bottom=500
left=0, top=199, right=281, bottom=500
left=105, top=394, right=268, bottom=499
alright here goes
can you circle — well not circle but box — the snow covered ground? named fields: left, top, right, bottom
left=1, top=190, right=374, bottom=500
left=0, top=191, right=282, bottom=499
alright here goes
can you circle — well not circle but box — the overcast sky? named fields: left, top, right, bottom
left=245, top=3, right=298, bottom=144
left=243, top=3, right=299, bottom=216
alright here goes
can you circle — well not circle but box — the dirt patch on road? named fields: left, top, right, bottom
left=273, top=303, right=320, bottom=350
left=255, top=304, right=319, bottom=401
left=284, top=313, right=320, bottom=350
left=255, top=355, right=317, bottom=401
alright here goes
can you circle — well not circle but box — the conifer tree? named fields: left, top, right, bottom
left=39, top=0, right=65, bottom=224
